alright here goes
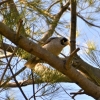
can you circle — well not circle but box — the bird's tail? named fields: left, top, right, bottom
left=24, top=57, right=40, bottom=69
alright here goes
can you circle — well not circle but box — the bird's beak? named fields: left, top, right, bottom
left=66, top=40, right=70, bottom=45
left=64, top=41, right=70, bottom=46
left=67, top=41, right=70, bottom=45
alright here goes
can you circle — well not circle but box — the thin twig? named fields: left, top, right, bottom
left=31, top=70, right=36, bottom=100
left=59, top=83, right=75, bottom=100
left=0, top=43, right=28, bottom=99
left=29, top=83, right=48, bottom=100
left=16, top=19, right=23, bottom=39
left=47, top=0, right=60, bottom=11
left=0, top=66, right=26, bottom=88
left=77, top=14, right=100, bottom=28
left=0, top=54, right=12, bottom=59
left=0, top=0, right=9, bottom=6
left=0, top=44, right=18, bottom=84
left=70, top=89, right=85, bottom=99
left=68, top=7, right=100, bottom=28
left=9, top=62, right=28, bottom=100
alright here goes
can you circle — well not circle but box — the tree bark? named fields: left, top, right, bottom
left=70, top=0, right=76, bottom=53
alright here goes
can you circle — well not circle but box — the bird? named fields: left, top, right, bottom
left=25, top=37, right=70, bottom=69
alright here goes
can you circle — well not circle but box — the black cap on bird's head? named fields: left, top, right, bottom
left=60, top=37, right=70, bottom=46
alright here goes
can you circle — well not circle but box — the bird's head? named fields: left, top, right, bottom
left=60, top=37, right=70, bottom=46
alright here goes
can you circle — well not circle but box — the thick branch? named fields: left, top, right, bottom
left=74, top=56, right=100, bottom=86
left=70, top=0, right=77, bottom=53
left=1, top=22, right=100, bottom=99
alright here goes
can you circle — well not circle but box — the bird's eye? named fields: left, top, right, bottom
left=61, top=37, right=68, bottom=45
left=63, top=38, right=68, bottom=42
left=63, top=40, right=65, bottom=43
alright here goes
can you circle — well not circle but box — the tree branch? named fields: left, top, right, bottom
left=1, top=22, right=100, bottom=99
left=68, top=7, right=100, bottom=28
left=40, top=1, right=70, bottom=43
left=8, top=58, right=28, bottom=100
left=77, top=14, right=100, bottom=28
left=0, top=47, right=18, bottom=84
left=0, top=42, right=17, bottom=53
left=73, top=56, right=100, bottom=86
left=7, top=0, right=26, bottom=36
left=65, top=48, right=80, bottom=69
left=0, top=66, right=26, bottom=88
left=70, top=0, right=77, bottom=53
left=0, top=0, right=9, bottom=6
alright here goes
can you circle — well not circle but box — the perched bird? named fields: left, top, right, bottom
left=25, top=37, right=70, bottom=69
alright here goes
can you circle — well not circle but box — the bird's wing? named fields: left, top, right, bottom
left=43, top=37, right=58, bottom=45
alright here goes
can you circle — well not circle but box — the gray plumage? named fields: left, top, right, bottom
left=25, top=37, right=69, bottom=69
